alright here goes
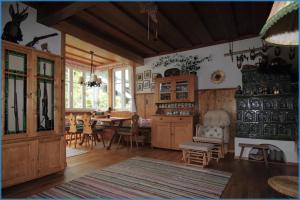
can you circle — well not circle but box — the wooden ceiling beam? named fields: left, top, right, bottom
left=112, top=3, right=176, bottom=50
left=115, top=2, right=192, bottom=50
left=54, top=21, right=144, bottom=64
left=82, top=10, right=158, bottom=55
left=66, top=56, right=97, bottom=67
left=189, top=3, right=214, bottom=43
left=65, top=52, right=106, bottom=65
left=36, top=2, right=96, bottom=26
left=250, top=2, right=272, bottom=34
left=157, top=6, right=194, bottom=47
left=66, top=44, right=116, bottom=63
left=90, top=3, right=173, bottom=52
left=213, top=2, right=239, bottom=40
left=145, top=33, right=259, bottom=58
left=230, top=3, right=241, bottom=37
left=231, top=3, right=253, bottom=36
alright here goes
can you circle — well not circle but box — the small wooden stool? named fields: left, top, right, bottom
left=239, top=143, right=269, bottom=166
left=179, top=142, right=215, bottom=167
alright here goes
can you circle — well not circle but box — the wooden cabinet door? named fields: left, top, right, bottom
left=152, top=122, right=171, bottom=149
left=173, top=76, right=195, bottom=102
left=33, top=51, right=62, bottom=135
left=2, top=140, right=37, bottom=187
left=38, top=136, right=65, bottom=177
left=145, top=93, right=155, bottom=118
left=172, top=122, right=193, bottom=149
left=136, top=94, right=146, bottom=118
left=156, top=80, right=172, bottom=103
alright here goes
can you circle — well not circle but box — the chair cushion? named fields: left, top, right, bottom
left=179, top=142, right=214, bottom=151
left=193, top=136, right=223, bottom=144
left=203, top=126, right=223, bottom=139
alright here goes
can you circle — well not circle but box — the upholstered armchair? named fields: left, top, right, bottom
left=193, top=110, right=231, bottom=158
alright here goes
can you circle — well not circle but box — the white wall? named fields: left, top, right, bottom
left=2, top=2, right=61, bottom=55
left=136, top=36, right=297, bottom=93
left=235, top=138, right=298, bottom=163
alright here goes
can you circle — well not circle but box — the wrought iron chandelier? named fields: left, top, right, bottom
left=79, top=51, right=102, bottom=87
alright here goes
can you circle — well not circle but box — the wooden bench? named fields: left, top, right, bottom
left=239, top=143, right=269, bottom=166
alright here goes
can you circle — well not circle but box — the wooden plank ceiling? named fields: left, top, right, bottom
left=26, top=2, right=272, bottom=64
left=65, top=34, right=131, bottom=68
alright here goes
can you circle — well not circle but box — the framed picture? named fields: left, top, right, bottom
left=144, top=70, right=151, bottom=80
left=137, top=83, right=143, bottom=92
left=151, top=83, right=155, bottom=92
left=152, top=73, right=161, bottom=82
left=136, top=73, right=143, bottom=81
left=143, top=80, right=150, bottom=89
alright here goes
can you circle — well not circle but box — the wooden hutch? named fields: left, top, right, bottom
left=1, top=41, right=65, bottom=188
left=151, top=74, right=198, bottom=150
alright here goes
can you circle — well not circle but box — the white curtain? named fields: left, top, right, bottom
left=129, top=66, right=137, bottom=112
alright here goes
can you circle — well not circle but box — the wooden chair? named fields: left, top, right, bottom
left=66, top=114, right=83, bottom=148
left=81, top=114, right=105, bottom=149
left=116, top=114, right=139, bottom=149
left=193, top=110, right=231, bottom=161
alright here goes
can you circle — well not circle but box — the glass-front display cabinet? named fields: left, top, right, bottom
left=155, top=74, right=196, bottom=103
left=2, top=41, right=65, bottom=188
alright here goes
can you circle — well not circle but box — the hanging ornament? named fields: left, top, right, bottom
left=140, top=3, right=159, bottom=41
left=228, top=41, right=234, bottom=62
left=261, top=40, right=269, bottom=52
left=274, top=46, right=281, bottom=57
left=289, top=47, right=296, bottom=60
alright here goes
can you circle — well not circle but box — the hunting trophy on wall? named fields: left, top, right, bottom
left=2, top=3, right=29, bottom=43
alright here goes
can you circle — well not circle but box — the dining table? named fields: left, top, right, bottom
left=99, top=117, right=131, bottom=150
left=75, top=116, right=131, bottom=149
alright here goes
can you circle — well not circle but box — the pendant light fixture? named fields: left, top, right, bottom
left=260, top=1, right=298, bottom=46
left=79, top=51, right=102, bottom=87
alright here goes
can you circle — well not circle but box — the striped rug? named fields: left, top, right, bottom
left=32, top=157, right=231, bottom=198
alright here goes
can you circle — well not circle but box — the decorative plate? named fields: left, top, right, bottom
left=164, top=68, right=180, bottom=77
left=211, top=70, right=225, bottom=84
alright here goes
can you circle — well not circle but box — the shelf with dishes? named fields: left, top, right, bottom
left=155, top=102, right=195, bottom=116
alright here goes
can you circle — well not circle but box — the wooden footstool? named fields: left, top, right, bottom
left=179, top=142, right=215, bottom=167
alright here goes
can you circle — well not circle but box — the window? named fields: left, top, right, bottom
left=84, top=70, right=108, bottom=110
left=96, top=70, right=109, bottom=110
left=113, top=68, right=132, bottom=111
left=65, top=65, right=109, bottom=110
left=65, top=68, right=70, bottom=108
left=72, top=69, right=83, bottom=108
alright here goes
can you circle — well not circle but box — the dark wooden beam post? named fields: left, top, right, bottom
left=37, top=2, right=97, bottom=26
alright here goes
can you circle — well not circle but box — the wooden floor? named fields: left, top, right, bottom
left=2, top=143, right=298, bottom=198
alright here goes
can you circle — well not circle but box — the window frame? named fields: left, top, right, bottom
left=112, top=67, right=132, bottom=111
left=65, top=66, right=109, bottom=110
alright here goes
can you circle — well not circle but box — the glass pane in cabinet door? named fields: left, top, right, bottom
left=5, top=50, right=27, bottom=73
left=37, top=80, right=54, bottom=131
left=5, top=75, right=27, bottom=134
left=37, top=58, right=54, bottom=77
left=176, top=81, right=189, bottom=100
left=37, top=58, right=55, bottom=131
left=160, top=82, right=171, bottom=101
